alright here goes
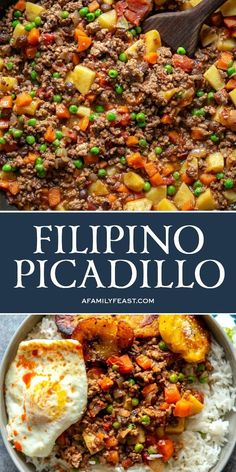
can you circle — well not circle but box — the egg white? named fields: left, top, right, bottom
left=5, top=339, right=87, bottom=458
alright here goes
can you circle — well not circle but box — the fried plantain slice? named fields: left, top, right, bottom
left=55, top=315, right=80, bottom=336
left=72, top=316, right=134, bottom=361
left=116, top=315, right=159, bottom=338
left=158, top=314, right=210, bottom=363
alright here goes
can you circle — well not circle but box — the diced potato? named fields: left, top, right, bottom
left=213, top=105, right=224, bottom=123
left=103, top=0, right=114, bottom=4
left=124, top=198, right=152, bottom=211
left=77, top=106, right=91, bottom=117
left=125, top=39, right=143, bottom=57
left=12, top=24, right=26, bottom=45
left=146, top=185, right=167, bottom=204
left=88, top=180, right=109, bottom=196
left=66, top=65, right=96, bottom=95
left=166, top=418, right=185, bottom=434
left=155, top=198, right=177, bottom=211
left=0, top=77, right=18, bottom=92
left=217, top=39, right=236, bottom=51
left=221, top=0, right=236, bottom=16
left=188, top=394, right=204, bottom=416
left=145, top=30, right=161, bottom=54
left=189, top=0, right=202, bottom=5
left=204, top=65, right=225, bottom=91
left=106, top=165, right=117, bottom=177
left=123, top=172, right=144, bottom=192
left=196, top=189, right=217, bottom=210
left=156, top=426, right=165, bottom=438
left=98, top=9, right=117, bottom=30
left=0, top=170, right=17, bottom=181
left=82, top=431, right=104, bottom=454
left=180, top=1, right=192, bottom=10
left=160, top=88, right=179, bottom=101
left=174, top=183, right=195, bottom=209
left=223, top=190, right=236, bottom=202
left=205, top=152, right=224, bottom=173
left=0, top=59, right=4, bottom=71
left=229, top=89, right=236, bottom=107
left=200, top=25, right=218, bottom=47
left=13, top=99, right=40, bottom=116
left=25, top=2, right=46, bottom=21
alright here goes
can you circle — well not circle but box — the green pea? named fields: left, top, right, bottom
left=94, top=8, right=102, bottom=17
left=187, top=375, right=196, bottom=384
left=52, top=72, right=61, bottom=78
left=28, top=118, right=37, bottom=126
left=196, top=89, right=205, bottom=97
left=53, top=139, right=60, bottom=147
left=26, top=135, right=35, bottom=145
left=134, top=443, right=144, bottom=453
left=130, top=112, right=136, bottom=121
left=210, top=133, right=219, bottom=143
left=169, top=373, right=178, bottom=383
left=140, top=415, right=151, bottom=426
left=159, top=340, right=168, bottom=351
left=194, top=187, right=202, bottom=197
left=224, top=178, right=234, bottom=189
left=86, top=12, right=95, bottom=22
left=30, top=70, right=38, bottom=81
left=130, top=28, right=137, bottom=36
left=13, top=10, right=22, bottom=18
left=108, top=69, right=118, bottom=79
left=35, top=51, right=41, bottom=58
left=132, top=398, right=139, bottom=407
left=136, top=112, right=146, bottom=123
left=95, top=105, right=104, bottom=113
left=98, top=168, right=107, bottom=177
left=56, top=130, right=63, bottom=140
left=193, top=180, right=202, bottom=189
left=2, top=163, right=12, bottom=172
left=112, top=364, right=118, bottom=371
left=164, top=64, right=173, bottom=74
left=199, top=374, right=208, bottom=384
left=79, top=6, right=89, bottom=17
left=6, top=62, right=14, bottom=71
left=89, top=113, right=97, bottom=122
left=90, top=146, right=100, bottom=155
left=35, top=163, right=43, bottom=172
left=74, top=159, right=84, bottom=169
left=0, top=137, right=6, bottom=145
left=227, top=67, right=236, bottom=77
left=30, top=90, right=36, bottom=98
left=139, top=138, right=147, bottom=148
left=173, top=171, right=180, bottom=180
left=113, top=421, right=120, bottom=430
left=208, top=91, right=215, bottom=100
left=216, top=172, right=224, bottom=180
left=39, top=143, right=47, bottom=152
left=69, top=105, right=78, bottom=114
left=25, top=22, right=36, bottom=31
left=178, top=373, right=185, bottom=381
left=35, top=157, right=43, bottom=165
left=34, top=16, right=42, bottom=26
left=148, top=446, right=157, bottom=455
left=167, top=185, right=176, bottom=196
left=120, top=156, right=126, bottom=165
left=128, top=423, right=135, bottom=429
left=12, top=129, right=23, bottom=139
left=119, top=52, right=128, bottom=62
left=177, top=46, right=186, bottom=55
left=143, top=181, right=151, bottom=192
left=128, top=378, right=135, bottom=385
left=192, top=108, right=206, bottom=117
left=53, top=95, right=62, bottom=103
left=196, top=363, right=205, bottom=372
left=106, top=111, right=117, bottom=121
left=136, top=26, right=142, bottom=33
left=60, top=10, right=69, bottom=18
left=12, top=20, right=20, bottom=28
left=115, top=84, right=123, bottom=94
left=155, top=146, right=163, bottom=155
left=106, top=405, right=113, bottom=414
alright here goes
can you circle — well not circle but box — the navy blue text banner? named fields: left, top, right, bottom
left=0, top=212, right=234, bottom=313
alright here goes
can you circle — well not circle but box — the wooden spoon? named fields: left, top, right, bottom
left=142, top=0, right=226, bottom=56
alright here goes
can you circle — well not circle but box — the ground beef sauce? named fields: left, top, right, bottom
left=54, top=315, right=210, bottom=471
left=0, top=0, right=236, bottom=211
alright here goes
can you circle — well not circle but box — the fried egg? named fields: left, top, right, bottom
left=5, top=339, right=87, bottom=458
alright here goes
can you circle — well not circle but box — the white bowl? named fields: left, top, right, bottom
left=0, top=314, right=236, bottom=472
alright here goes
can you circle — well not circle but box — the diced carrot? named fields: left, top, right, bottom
left=200, top=173, right=216, bottom=186
left=181, top=201, right=194, bottom=211
left=174, top=399, right=193, bottom=417
left=160, top=402, right=170, bottom=411
left=106, top=451, right=119, bottom=465
left=126, top=136, right=139, bottom=146
left=144, top=52, right=158, bottom=64
left=44, top=126, right=56, bottom=143
left=75, top=28, right=92, bottom=52
left=27, top=28, right=40, bottom=46
left=136, top=354, right=153, bottom=370
left=127, top=152, right=145, bottom=169
left=48, top=187, right=61, bottom=208
left=162, top=163, right=174, bottom=176
left=150, top=172, right=164, bottom=186
left=172, top=54, right=194, bottom=72
left=107, top=354, right=134, bottom=374
left=0, top=180, right=10, bottom=190
left=56, top=103, right=70, bottom=119
left=79, top=116, right=89, bottom=131
left=8, top=181, right=20, bottom=195
left=224, top=17, right=236, bottom=29
left=105, top=436, right=118, bottom=448
left=117, top=183, right=130, bottom=193
left=142, top=383, right=157, bottom=396
left=164, top=385, right=181, bottom=404
left=158, top=439, right=174, bottom=462
left=0, top=119, right=10, bottom=130
left=14, top=0, right=26, bottom=10
left=108, top=194, right=117, bottom=203
left=122, top=459, right=133, bottom=469
left=168, top=130, right=180, bottom=144
left=226, top=78, right=236, bottom=90
left=161, top=114, right=172, bottom=125
left=117, top=105, right=129, bottom=113
left=191, top=127, right=206, bottom=140
left=72, top=53, right=80, bottom=65
left=144, top=161, right=158, bottom=177
left=0, top=96, right=13, bottom=109
left=98, top=376, right=114, bottom=391
left=181, top=173, right=194, bottom=185
left=84, top=154, right=99, bottom=165
left=25, top=47, right=37, bottom=59
left=24, top=152, right=38, bottom=164
left=89, top=0, right=100, bottom=12
left=16, top=93, right=32, bottom=108
left=86, top=94, right=96, bottom=103
left=217, top=51, right=233, bottom=70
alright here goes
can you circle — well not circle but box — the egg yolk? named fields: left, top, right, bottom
left=26, top=379, right=67, bottom=424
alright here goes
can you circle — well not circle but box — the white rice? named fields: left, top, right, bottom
left=24, top=316, right=236, bottom=472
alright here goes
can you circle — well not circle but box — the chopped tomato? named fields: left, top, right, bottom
left=43, top=33, right=56, bottom=45
left=172, top=54, right=194, bottom=72
left=98, top=376, right=114, bottom=391
left=158, top=438, right=174, bottom=462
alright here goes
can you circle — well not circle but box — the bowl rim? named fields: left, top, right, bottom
left=0, top=314, right=236, bottom=472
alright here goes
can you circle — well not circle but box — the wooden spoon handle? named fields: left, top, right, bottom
left=192, top=0, right=226, bottom=23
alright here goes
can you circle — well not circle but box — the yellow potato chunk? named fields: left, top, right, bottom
left=155, top=198, right=177, bottom=211
left=146, top=185, right=167, bottom=204
left=160, top=88, right=179, bottom=101
left=124, top=198, right=152, bottom=211
left=213, top=106, right=224, bottom=123
left=77, top=106, right=91, bottom=117
left=166, top=418, right=185, bottom=434
left=200, top=25, right=218, bottom=47
left=174, top=183, right=195, bottom=210
left=189, top=0, right=202, bottom=5
left=205, top=152, right=224, bottom=173
left=66, top=65, right=96, bottom=95
left=145, top=30, right=161, bottom=54
left=217, top=38, right=236, bottom=52
left=223, top=190, right=236, bottom=202
left=12, top=24, right=26, bottom=45
left=187, top=394, right=204, bottom=416
left=88, top=180, right=109, bottom=196
left=98, top=9, right=117, bottom=30
left=221, top=0, right=236, bottom=16
left=123, top=172, right=144, bottom=192
left=158, top=314, right=210, bottom=363
left=196, top=189, right=217, bottom=210
left=0, top=77, right=18, bottom=92
left=125, top=39, right=143, bottom=57
left=229, top=89, right=236, bottom=107
left=25, top=2, right=46, bottom=21
left=204, top=65, right=225, bottom=90
left=14, top=99, right=40, bottom=116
